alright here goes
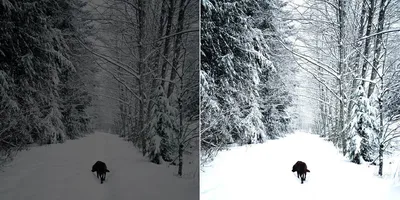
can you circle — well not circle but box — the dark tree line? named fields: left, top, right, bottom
left=0, top=0, right=96, bottom=165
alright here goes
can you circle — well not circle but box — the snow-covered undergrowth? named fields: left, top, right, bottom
left=377, top=152, right=400, bottom=186
left=0, top=132, right=198, bottom=200
left=201, top=131, right=400, bottom=200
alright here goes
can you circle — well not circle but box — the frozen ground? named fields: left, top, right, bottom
left=201, top=131, right=400, bottom=200
left=0, top=131, right=198, bottom=200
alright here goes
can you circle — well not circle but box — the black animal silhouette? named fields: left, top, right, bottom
left=91, top=161, right=110, bottom=184
left=292, top=161, right=310, bottom=184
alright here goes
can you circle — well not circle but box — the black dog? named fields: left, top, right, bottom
left=91, top=161, right=110, bottom=184
left=292, top=161, right=310, bottom=184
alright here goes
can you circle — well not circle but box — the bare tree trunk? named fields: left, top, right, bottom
left=160, top=0, right=175, bottom=89
left=378, top=144, right=384, bottom=175
left=316, top=34, right=328, bottom=137
left=360, top=0, right=376, bottom=87
left=137, top=0, right=147, bottom=156
left=177, top=71, right=185, bottom=176
left=347, top=0, right=368, bottom=121
left=338, top=0, right=347, bottom=156
left=146, top=0, right=167, bottom=125
left=116, top=33, right=127, bottom=137
left=178, top=144, right=183, bottom=176
left=167, top=0, right=186, bottom=98
left=378, top=33, right=389, bottom=175
left=127, top=97, right=133, bottom=138
left=319, top=86, right=327, bottom=138
left=367, top=0, right=388, bottom=98
left=378, top=99, right=384, bottom=175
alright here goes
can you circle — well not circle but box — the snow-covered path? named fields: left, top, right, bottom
left=0, top=132, right=198, bottom=200
left=201, top=131, right=399, bottom=200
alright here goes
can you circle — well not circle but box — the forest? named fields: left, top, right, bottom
left=0, top=0, right=199, bottom=177
left=0, top=0, right=96, bottom=165
left=200, top=0, right=400, bottom=177
left=201, top=0, right=297, bottom=163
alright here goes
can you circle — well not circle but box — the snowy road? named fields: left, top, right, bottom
left=201, top=131, right=399, bottom=200
left=0, top=132, right=198, bottom=200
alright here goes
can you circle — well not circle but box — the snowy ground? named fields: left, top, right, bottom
left=0, top=131, right=199, bottom=200
left=201, top=131, right=400, bottom=200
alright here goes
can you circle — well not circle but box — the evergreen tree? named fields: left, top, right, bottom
left=0, top=0, right=70, bottom=144
left=148, top=86, right=177, bottom=164
left=348, top=86, right=377, bottom=163
left=201, top=0, right=295, bottom=161
left=0, top=0, right=94, bottom=163
left=55, top=0, right=95, bottom=139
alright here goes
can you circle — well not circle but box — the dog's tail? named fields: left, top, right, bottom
left=307, top=169, right=310, bottom=172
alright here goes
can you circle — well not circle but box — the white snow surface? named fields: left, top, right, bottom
left=201, top=131, right=400, bottom=200
left=0, top=131, right=198, bottom=200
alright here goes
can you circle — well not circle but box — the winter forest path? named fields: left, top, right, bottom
left=201, top=131, right=399, bottom=200
left=0, top=131, right=198, bottom=200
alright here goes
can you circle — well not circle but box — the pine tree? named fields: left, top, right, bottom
left=0, top=0, right=94, bottom=163
left=348, top=86, right=377, bottom=163
left=148, top=86, right=177, bottom=164
left=55, top=0, right=95, bottom=139
left=201, top=0, right=295, bottom=162
left=0, top=1, right=71, bottom=144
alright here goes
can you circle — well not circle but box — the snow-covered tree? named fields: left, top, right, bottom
left=148, top=85, right=177, bottom=163
left=200, top=70, right=232, bottom=163
left=348, top=86, right=377, bottom=164
left=57, top=0, right=96, bottom=139
left=201, top=0, right=295, bottom=163
left=90, top=0, right=199, bottom=176
left=0, top=0, right=95, bottom=164
left=148, top=134, right=163, bottom=164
